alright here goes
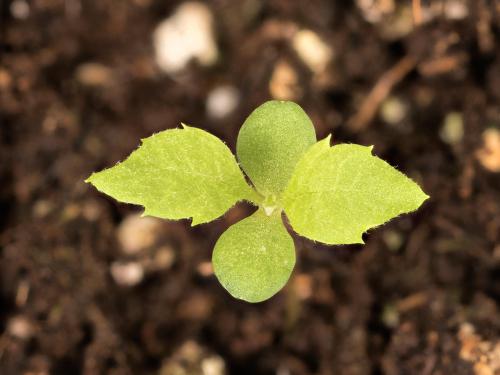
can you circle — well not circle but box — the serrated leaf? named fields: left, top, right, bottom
left=212, top=210, right=295, bottom=303
left=236, top=100, right=316, bottom=196
left=86, top=125, right=259, bottom=225
left=283, top=137, right=429, bottom=245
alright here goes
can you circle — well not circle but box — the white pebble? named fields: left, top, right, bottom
left=476, top=128, right=500, bottom=173
left=117, top=214, right=162, bottom=255
left=7, top=316, right=33, bottom=340
left=269, top=60, right=301, bottom=101
left=292, top=29, right=333, bottom=74
left=380, top=96, right=408, bottom=126
left=445, top=0, right=468, bottom=20
left=10, top=0, right=30, bottom=20
left=206, top=85, right=240, bottom=119
left=440, top=112, right=464, bottom=145
left=153, top=2, right=218, bottom=75
left=383, top=229, right=404, bottom=251
left=201, top=356, right=226, bottom=375
left=111, top=262, right=144, bottom=287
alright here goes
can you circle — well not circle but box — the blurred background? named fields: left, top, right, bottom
left=1, top=0, right=500, bottom=374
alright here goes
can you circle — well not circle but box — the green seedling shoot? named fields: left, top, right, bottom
left=86, top=101, right=429, bottom=302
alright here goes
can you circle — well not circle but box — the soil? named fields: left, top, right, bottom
left=1, top=1, right=500, bottom=374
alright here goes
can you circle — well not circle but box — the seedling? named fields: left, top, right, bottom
left=86, top=101, right=428, bottom=302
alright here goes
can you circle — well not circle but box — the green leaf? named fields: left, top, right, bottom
left=212, top=210, right=295, bottom=303
left=283, top=137, right=429, bottom=245
left=236, top=100, right=316, bottom=196
left=86, top=125, right=259, bottom=225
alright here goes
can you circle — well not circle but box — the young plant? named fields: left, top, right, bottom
left=86, top=101, right=428, bottom=302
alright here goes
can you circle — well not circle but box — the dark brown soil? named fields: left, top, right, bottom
left=1, top=1, right=500, bottom=374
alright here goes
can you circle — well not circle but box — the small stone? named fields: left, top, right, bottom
left=292, top=29, right=333, bottom=74
left=32, top=200, right=54, bottom=218
left=179, top=340, right=202, bottom=362
left=10, top=0, right=30, bottom=20
left=7, top=316, right=34, bottom=340
left=458, top=322, right=500, bottom=374
left=380, top=96, right=408, bottom=126
left=110, top=261, right=144, bottom=287
left=160, top=340, right=225, bottom=375
left=153, top=2, right=218, bottom=75
left=197, top=261, right=213, bottom=277
left=269, top=60, right=301, bottom=101
left=476, top=128, right=500, bottom=172
left=117, top=214, right=162, bottom=255
left=383, top=229, right=404, bottom=251
left=440, top=112, right=464, bottom=145
left=201, top=356, right=225, bottom=375
left=381, top=304, right=399, bottom=328
left=206, top=85, right=240, bottom=119
left=152, top=246, right=176, bottom=270
left=76, top=63, right=114, bottom=87
left=444, top=0, right=468, bottom=20
left=82, top=200, right=102, bottom=221
left=293, top=274, right=312, bottom=300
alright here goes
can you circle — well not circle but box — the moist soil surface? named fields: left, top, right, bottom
left=1, top=1, right=500, bottom=374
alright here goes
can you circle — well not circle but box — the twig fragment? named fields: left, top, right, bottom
left=349, top=56, right=416, bottom=131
